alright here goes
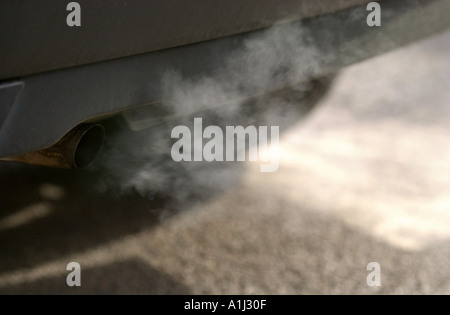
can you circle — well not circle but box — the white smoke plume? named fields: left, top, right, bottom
left=96, top=22, right=330, bottom=211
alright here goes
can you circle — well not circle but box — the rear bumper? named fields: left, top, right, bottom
left=0, top=0, right=371, bottom=80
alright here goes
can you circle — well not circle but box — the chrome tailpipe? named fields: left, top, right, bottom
left=1, top=124, right=105, bottom=169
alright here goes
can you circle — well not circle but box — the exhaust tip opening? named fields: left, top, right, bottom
left=74, top=124, right=105, bottom=169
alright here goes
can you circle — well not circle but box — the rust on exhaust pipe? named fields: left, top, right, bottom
left=1, top=124, right=105, bottom=169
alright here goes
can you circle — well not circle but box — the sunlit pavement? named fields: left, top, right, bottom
left=0, top=30, right=449, bottom=294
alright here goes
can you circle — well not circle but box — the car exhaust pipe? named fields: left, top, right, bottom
left=1, top=124, right=105, bottom=169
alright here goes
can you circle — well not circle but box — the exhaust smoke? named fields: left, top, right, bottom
left=97, top=23, right=329, bottom=210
